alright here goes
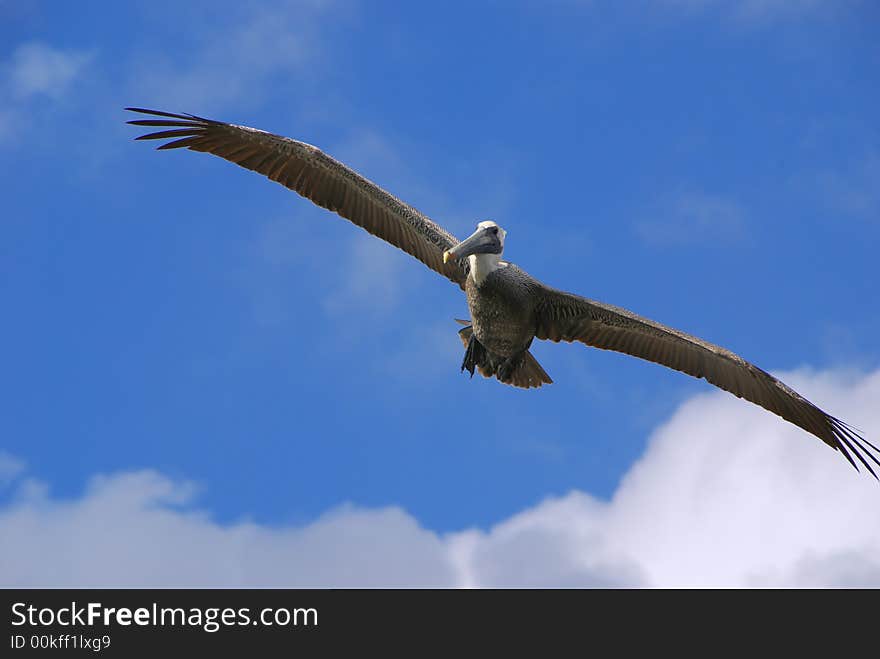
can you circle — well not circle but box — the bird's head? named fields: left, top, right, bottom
left=443, top=220, right=506, bottom=264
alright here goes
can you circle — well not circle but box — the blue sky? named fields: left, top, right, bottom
left=2, top=1, right=880, bottom=586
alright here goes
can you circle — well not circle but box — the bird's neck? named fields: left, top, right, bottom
left=469, top=253, right=504, bottom=286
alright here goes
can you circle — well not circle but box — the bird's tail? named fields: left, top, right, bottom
left=457, top=324, right=552, bottom=389
left=509, top=350, right=553, bottom=389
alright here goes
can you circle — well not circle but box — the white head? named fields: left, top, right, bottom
left=443, top=220, right=508, bottom=285
left=443, top=220, right=506, bottom=261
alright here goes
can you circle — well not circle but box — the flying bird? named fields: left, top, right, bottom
left=126, top=107, right=879, bottom=476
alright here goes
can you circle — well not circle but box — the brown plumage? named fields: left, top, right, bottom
left=127, top=107, right=879, bottom=477
left=532, top=285, right=878, bottom=474
left=127, top=107, right=468, bottom=288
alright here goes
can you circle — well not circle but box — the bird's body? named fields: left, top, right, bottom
left=126, top=107, right=880, bottom=476
left=466, top=263, right=535, bottom=358
left=461, top=261, right=552, bottom=388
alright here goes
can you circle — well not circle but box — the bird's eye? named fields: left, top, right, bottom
left=491, top=227, right=499, bottom=234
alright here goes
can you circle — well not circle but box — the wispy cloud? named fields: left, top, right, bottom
left=233, top=130, right=416, bottom=331
left=635, top=190, right=747, bottom=247
left=816, top=152, right=880, bottom=223
left=7, top=41, right=93, bottom=100
left=318, top=130, right=431, bottom=317
left=0, top=452, right=24, bottom=488
left=322, top=233, right=409, bottom=316
left=379, top=319, right=464, bottom=384
left=2, top=367, right=878, bottom=587
left=0, top=41, right=93, bottom=146
left=128, top=0, right=343, bottom=112
left=242, top=124, right=513, bottom=328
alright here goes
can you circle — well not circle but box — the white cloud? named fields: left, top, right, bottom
left=7, top=41, right=93, bottom=100
left=322, top=233, right=408, bottom=317
left=602, top=367, right=880, bottom=586
left=0, top=452, right=25, bottom=488
left=2, top=367, right=878, bottom=587
left=0, top=41, right=93, bottom=146
left=380, top=319, right=465, bottom=384
left=0, top=471, right=453, bottom=587
left=128, top=0, right=342, bottom=112
left=242, top=126, right=483, bottom=324
left=635, top=191, right=747, bottom=246
left=243, top=207, right=410, bottom=327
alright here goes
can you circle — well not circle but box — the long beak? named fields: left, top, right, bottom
left=443, top=227, right=495, bottom=264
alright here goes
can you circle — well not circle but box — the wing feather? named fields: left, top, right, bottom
left=127, top=107, right=468, bottom=288
left=534, top=287, right=878, bottom=476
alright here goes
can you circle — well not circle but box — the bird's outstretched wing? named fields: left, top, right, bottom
left=126, top=108, right=469, bottom=288
left=534, top=287, right=879, bottom=475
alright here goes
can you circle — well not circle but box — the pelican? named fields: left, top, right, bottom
left=126, top=107, right=879, bottom=476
